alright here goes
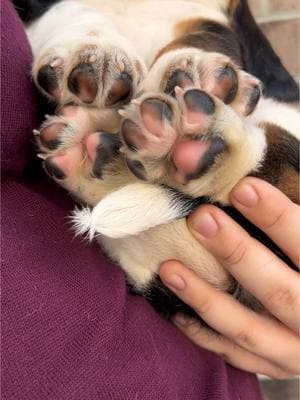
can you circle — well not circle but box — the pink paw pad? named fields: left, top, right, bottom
left=84, top=132, right=122, bottom=178
left=171, top=136, right=226, bottom=184
left=170, top=89, right=226, bottom=184
left=121, top=98, right=176, bottom=158
left=175, top=88, right=215, bottom=133
left=44, top=147, right=83, bottom=180
left=206, top=65, right=238, bottom=105
left=40, top=122, right=67, bottom=150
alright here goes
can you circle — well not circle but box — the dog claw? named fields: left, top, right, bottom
left=131, top=99, right=141, bottom=106
left=89, top=54, right=97, bottom=63
left=37, top=153, right=46, bottom=160
left=118, top=109, right=126, bottom=117
left=33, top=129, right=40, bottom=136
left=175, top=86, right=184, bottom=98
left=50, top=57, right=63, bottom=68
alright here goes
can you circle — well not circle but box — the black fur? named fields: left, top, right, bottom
left=180, top=21, right=243, bottom=66
left=164, top=186, right=211, bottom=217
left=253, top=125, right=300, bottom=188
left=12, top=0, right=61, bottom=23
left=230, top=0, right=299, bottom=102
left=139, top=276, right=200, bottom=320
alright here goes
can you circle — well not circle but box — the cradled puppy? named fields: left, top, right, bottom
left=15, top=0, right=299, bottom=319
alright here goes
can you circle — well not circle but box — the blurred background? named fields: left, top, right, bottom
left=249, top=0, right=299, bottom=84
left=248, top=2, right=299, bottom=399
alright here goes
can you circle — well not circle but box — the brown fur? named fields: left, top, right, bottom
left=154, top=18, right=242, bottom=66
left=254, top=123, right=300, bottom=204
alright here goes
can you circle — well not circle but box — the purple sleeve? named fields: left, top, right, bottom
left=2, top=1, right=262, bottom=399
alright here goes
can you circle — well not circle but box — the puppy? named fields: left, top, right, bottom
left=15, top=0, right=299, bottom=319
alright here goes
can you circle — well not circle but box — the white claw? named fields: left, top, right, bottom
left=44, top=114, right=51, bottom=119
left=33, top=129, right=40, bottom=136
left=131, top=99, right=140, bottom=106
left=50, top=57, right=63, bottom=68
left=118, top=110, right=126, bottom=117
left=37, top=153, right=46, bottom=160
left=118, top=60, right=126, bottom=72
left=179, top=60, right=188, bottom=70
left=89, top=54, right=97, bottom=63
left=174, top=85, right=184, bottom=99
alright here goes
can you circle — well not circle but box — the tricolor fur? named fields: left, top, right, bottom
left=15, top=0, right=299, bottom=318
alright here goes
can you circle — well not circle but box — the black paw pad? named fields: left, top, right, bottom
left=40, top=122, right=66, bottom=150
left=140, top=98, right=173, bottom=123
left=165, top=70, right=194, bottom=97
left=68, top=63, right=98, bottom=103
left=44, top=158, right=66, bottom=180
left=187, top=137, right=226, bottom=180
left=92, top=133, right=122, bottom=179
left=37, top=65, right=59, bottom=98
left=216, top=65, right=238, bottom=104
left=184, top=90, right=215, bottom=115
left=42, top=138, right=61, bottom=151
left=125, top=159, right=147, bottom=181
left=121, top=119, right=145, bottom=151
left=106, top=72, right=132, bottom=106
left=245, top=85, right=261, bottom=116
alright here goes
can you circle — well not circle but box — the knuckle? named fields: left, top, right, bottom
left=234, top=329, right=255, bottom=348
left=262, top=206, right=288, bottom=231
left=223, top=240, right=247, bottom=266
left=194, top=298, right=213, bottom=316
left=263, top=285, right=297, bottom=309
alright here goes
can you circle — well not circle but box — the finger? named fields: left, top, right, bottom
left=231, top=177, right=300, bottom=267
left=187, top=205, right=300, bottom=333
left=173, top=315, right=293, bottom=379
left=160, top=261, right=300, bottom=373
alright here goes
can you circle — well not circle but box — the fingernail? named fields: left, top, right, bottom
left=163, top=274, right=186, bottom=291
left=232, top=184, right=258, bottom=208
left=190, top=212, right=218, bottom=238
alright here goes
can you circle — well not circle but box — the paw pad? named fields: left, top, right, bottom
left=68, top=62, right=98, bottom=104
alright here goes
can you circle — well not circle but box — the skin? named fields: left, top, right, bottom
left=160, top=177, right=300, bottom=379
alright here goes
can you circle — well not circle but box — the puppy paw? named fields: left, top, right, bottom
left=34, top=105, right=126, bottom=205
left=143, top=49, right=261, bottom=116
left=120, top=87, right=266, bottom=201
left=33, top=40, right=146, bottom=108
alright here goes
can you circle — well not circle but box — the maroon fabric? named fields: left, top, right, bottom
left=1, top=0, right=40, bottom=176
left=2, top=1, right=263, bottom=399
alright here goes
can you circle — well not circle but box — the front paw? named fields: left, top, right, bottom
left=120, top=88, right=265, bottom=201
left=143, top=49, right=261, bottom=117
left=33, top=42, right=146, bottom=109
left=34, top=105, right=126, bottom=205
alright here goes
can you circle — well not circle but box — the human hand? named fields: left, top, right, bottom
left=160, top=177, right=300, bottom=379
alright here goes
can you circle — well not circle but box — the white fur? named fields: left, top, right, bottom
left=72, top=183, right=181, bottom=238
left=249, top=98, right=300, bottom=140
